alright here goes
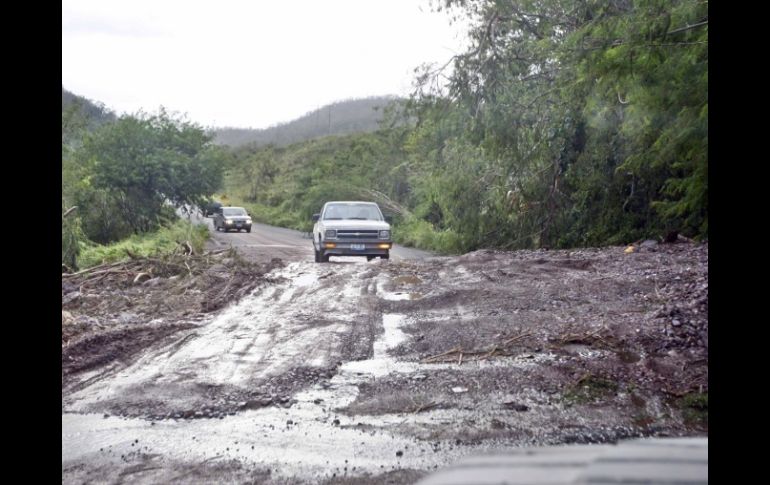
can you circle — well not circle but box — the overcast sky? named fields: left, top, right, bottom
left=62, top=0, right=468, bottom=129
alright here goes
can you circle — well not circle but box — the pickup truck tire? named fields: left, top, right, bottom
left=246, top=228, right=251, bottom=233
left=314, top=249, right=320, bottom=262
left=367, top=256, right=376, bottom=261
left=381, top=253, right=390, bottom=260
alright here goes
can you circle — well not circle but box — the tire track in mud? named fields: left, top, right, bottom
left=63, top=260, right=387, bottom=419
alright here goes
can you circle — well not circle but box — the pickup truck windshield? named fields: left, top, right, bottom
left=223, top=208, right=247, bottom=216
left=323, top=204, right=382, bottom=221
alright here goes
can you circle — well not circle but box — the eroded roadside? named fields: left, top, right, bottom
left=62, top=242, right=707, bottom=484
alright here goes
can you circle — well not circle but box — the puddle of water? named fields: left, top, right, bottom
left=393, top=275, right=422, bottom=285
left=340, top=314, right=407, bottom=378
left=62, top=404, right=515, bottom=482
left=381, top=292, right=411, bottom=301
left=293, top=272, right=319, bottom=287
left=561, top=344, right=606, bottom=359
left=381, top=291, right=423, bottom=301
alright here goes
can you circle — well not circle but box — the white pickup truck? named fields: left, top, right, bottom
left=312, top=201, right=392, bottom=262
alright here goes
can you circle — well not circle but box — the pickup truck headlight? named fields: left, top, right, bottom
left=324, top=229, right=337, bottom=239
left=379, top=230, right=390, bottom=239
left=225, top=219, right=233, bottom=224
left=246, top=218, right=252, bottom=223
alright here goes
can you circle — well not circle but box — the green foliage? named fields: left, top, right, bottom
left=393, top=217, right=462, bottom=254
left=104, top=1, right=707, bottom=255
left=78, top=220, right=209, bottom=269
left=564, top=375, right=620, bottom=405
left=77, top=109, right=226, bottom=241
left=677, top=391, right=708, bottom=428
left=62, top=206, right=84, bottom=271
left=408, top=0, right=708, bottom=248
left=62, top=96, right=223, bottom=269
left=223, top=130, right=413, bottom=233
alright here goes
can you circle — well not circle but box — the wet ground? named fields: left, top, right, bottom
left=62, top=230, right=707, bottom=484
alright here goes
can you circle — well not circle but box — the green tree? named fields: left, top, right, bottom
left=410, top=0, right=707, bottom=248
left=79, top=109, right=226, bottom=241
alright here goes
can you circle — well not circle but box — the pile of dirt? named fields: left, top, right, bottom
left=346, top=241, right=708, bottom=435
left=62, top=249, right=284, bottom=383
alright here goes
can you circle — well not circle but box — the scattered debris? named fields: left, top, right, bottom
left=422, top=332, right=534, bottom=363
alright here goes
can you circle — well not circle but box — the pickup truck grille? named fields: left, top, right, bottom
left=336, top=230, right=379, bottom=239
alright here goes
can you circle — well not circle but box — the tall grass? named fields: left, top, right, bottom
left=393, top=217, right=462, bottom=254
left=78, top=220, right=209, bottom=269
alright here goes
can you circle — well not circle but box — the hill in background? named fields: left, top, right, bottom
left=62, top=87, right=116, bottom=127
left=213, top=96, right=403, bottom=148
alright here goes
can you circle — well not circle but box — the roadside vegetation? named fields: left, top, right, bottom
left=220, top=0, right=707, bottom=254
left=77, top=220, right=209, bottom=269
left=63, top=1, right=706, bottom=259
left=62, top=90, right=227, bottom=270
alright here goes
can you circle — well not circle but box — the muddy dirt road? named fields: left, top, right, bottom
left=62, top=225, right=707, bottom=484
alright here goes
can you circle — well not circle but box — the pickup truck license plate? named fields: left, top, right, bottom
left=351, top=244, right=365, bottom=250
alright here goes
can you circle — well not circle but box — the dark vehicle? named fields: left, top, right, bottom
left=213, top=206, right=252, bottom=232
left=204, top=201, right=223, bottom=217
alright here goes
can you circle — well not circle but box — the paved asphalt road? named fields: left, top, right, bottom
left=188, top=211, right=432, bottom=263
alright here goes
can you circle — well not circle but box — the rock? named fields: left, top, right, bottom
left=451, top=386, right=468, bottom=393
left=396, top=450, right=403, bottom=457
left=143, top=277, right=163, bottom=287
left=332, top=419, right=340, bottom=426
left=503, top=402, right=529, bottom=412
left=672, top=319, right=681, bottom=327
left=117, top=312, right=138, bottom=325
left=62, top=291, right=81, bottom=305
left=61, top=310, right=75, bottom=326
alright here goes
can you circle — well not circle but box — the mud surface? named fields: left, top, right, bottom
left=62, top=237, right=707, bottom=484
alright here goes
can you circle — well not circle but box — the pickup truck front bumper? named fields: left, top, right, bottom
left=318, top=240, right=392, bottom=257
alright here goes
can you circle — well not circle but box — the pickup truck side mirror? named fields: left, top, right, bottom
left=312, top=214, right=320, bottom=222
left=385, top=215, right=393, bottom=223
